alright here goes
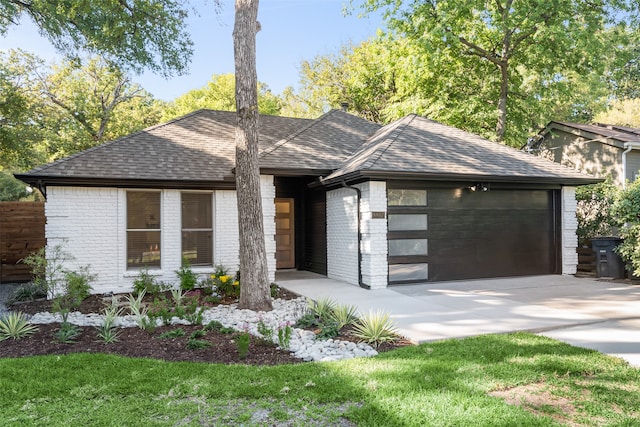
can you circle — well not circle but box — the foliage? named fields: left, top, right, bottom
left=330, top=304, right=359, bottom=330
left=0, top=171, right=40, bottom=201
left=0, top=312, right=38, bottom=341
left=170, top=288, right=185, bottom=306
left=53, top=321, right=81, bottom=344
left=210, top=266, right=241, bottom=298
left=277, top=323, right=293, bottom=350
left=353, top=0, right=639, bottom=143
left=236, top=332, right=250, bottom=359
left=612, top=178, right=640, bottom=275
left=205, top=320, right=224, bottom=332
left=21, top=244, right=72, bottom=299
left=7, top=282, right=47, bottom=305
left=257, top=320, right=274, bottom=343
left=575, top=178, right=621, bottom=240
left=594, top=98, right=640, bottom=128
left=186, top=338, right=211, bottom=350
left=132, top=267, right=162, bottom=296
left=308, top=297, right=337, bottom=323
left=125, top=291, right=146, bottom=316
left=158, top=328, right=185, bottom=339
left=161, top=73, right=284, bottom=120
left=95, top=303, right=122, bottom=344
left=175, top=259, right=198, bottom=291
left=0, top=51, right=164, bottom=171
left=58, top=267, right=95, bottom=310
left=0, top=0, right=193, bottom=77
left=352, top=310, right=399, bottom=348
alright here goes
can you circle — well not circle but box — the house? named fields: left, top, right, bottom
left=530, top=121, right=640, bottom=187
left=16, top=110, right=599, bottom=294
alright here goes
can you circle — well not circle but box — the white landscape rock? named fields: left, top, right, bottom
left=27, top=296, right=380, bottom=362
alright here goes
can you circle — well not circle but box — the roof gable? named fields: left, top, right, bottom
left=322, top=115, right=599, bottom=185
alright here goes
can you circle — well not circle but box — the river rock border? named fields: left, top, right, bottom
left=28, top=297, right=378, bottom=362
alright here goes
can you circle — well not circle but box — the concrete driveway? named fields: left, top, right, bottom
left=277, top=272, right=640, bottom=367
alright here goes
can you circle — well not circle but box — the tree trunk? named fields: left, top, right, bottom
left=496, top=61, right=508, bottom=143
left=233, top=0, right=272, bottom=311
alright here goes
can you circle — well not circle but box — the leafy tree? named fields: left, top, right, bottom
left=0, top=170, right=39, bottom=201
left=162, top=73, right=282, bottom=120
left=0, top=50, right=50, bottom=169
left=0, top=0, right=193, bottom=77
left=233, top=0, right=272, bottom=311
left=38, top=56, right=164, bottom=159
left=355, top=0, right=639, bottom=142
left=593, top=98, right=640, bottom=127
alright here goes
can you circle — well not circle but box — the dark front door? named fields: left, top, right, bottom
left=388, top=185, right=560, bottom=283
left=275, top=198, right=295, bottom=269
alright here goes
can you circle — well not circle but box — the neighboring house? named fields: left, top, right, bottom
left=16, top=110, right=599, bottom=294
left=530, top=121, right=640, bottom=187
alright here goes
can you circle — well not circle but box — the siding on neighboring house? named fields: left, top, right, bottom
left=44, top=175, right=276, bottom=294
left=539, top=128, right=623, bottom=185
left=326, top=187, right=359, bottom=285
left=625, top=150, right=640, bottom=182
left=561, top=186, right=578, bottom=275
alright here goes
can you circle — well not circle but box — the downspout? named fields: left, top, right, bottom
left=341, top=180, right=366, bottom=288
left=622, top=142, right=640, bottom=189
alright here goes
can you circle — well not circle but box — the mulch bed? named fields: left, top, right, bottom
left=2, top=289, right=411, bottom=365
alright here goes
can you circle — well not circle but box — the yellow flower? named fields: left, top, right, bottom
left=220, top=275, right=230, bottom=283
left=233, top=280, right=239, bottom=286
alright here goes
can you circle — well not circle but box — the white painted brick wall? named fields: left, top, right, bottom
left=326, top=188, right=359, bottom=285
left=356, top=181, right=388, bottom=289
left=561, top=186, right=578, bottom=275
left=45, top=179, right=277, bottom=294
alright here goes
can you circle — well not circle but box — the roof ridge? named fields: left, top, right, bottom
left=361, top=114, right=418, bottom=170
left=27, top=109, right=213, bottom=174
left=259, top=109, right=338, bottom=158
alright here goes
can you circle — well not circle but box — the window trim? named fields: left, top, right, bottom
left=181, top=191, right=215, bottom=267
left=126, top=189, right=162, bottom=271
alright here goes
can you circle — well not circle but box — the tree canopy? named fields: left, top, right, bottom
left=339, top=0, right=640, bottom=144
left=161, top=73, right=283, bottom=121
left=0, top=0, right=193, bottom=77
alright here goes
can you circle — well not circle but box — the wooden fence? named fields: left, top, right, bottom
left=0, top=202, right=46, bottom=283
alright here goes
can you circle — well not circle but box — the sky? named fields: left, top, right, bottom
left=0, top=0, right=386, bottom=101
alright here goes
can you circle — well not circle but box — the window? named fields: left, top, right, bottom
left=127, top=191, right=161, bottom=269
left=388, top=189, right=427, bottom=206
left=182, top=193, right=213, bottom=266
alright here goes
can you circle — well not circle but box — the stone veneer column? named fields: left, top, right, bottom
left=356, top=181, right=389, bottom=289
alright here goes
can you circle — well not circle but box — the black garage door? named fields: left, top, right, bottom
left=387, top=186, right=560, bottom=283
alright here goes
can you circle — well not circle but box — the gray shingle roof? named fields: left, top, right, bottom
left=545, top=121, right=640, bottom=145
left=19, top=110, right=312, bottom=185
left=322, top=115, right=599, bottom=185
left=17, top=110, right=598, bottom=189
left=259, top=109, right=381, bottom=172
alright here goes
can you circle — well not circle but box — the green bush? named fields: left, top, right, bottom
left=352, top=310, right=399, bottom=348
left=133, top=267, right=162, bottom=296
left=575, top=178, right=621, bottom=240
left=175, top=259, right=198, bottom=291
left=612, top=178, right=640, bottom=275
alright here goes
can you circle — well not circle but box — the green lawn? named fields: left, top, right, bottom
left=1, top=333, right=638, bottom=426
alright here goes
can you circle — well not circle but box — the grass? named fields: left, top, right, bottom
left=1, top=333, right=638, bottom=426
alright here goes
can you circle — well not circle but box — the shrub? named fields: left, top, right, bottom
left=53, top=321, right=81, bottom=344
left=187, top=339, right=210, bottom=350
left=158, top=328, right=185, bottom=339
left=133, top=267, right=162, bottom=296
left=95, top=301, right=122, bottom=344
left=8, top=282, right=47, bottom=304
left=575, top=178, right=621, bottom=240
left=330, top=304, right=359, bottom=329
left=0, top=312, right=38, bottom=341
left=352, top=310, right=399, bottom=348
left=612, top=178, right=640, bottom=275
left=237, top=332, right=250, bottom=358
left=308, top=297, right=337, bottom=323
left=21, top=244, right=73, bottom=299
left=62, top=267, right=94, bottom=308
left=210, top=265, right=240, bottom=297
left=175, top=259, right=198, bottom=291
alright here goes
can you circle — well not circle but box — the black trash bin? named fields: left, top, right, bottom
left=591, top=237, right=625, bottom=279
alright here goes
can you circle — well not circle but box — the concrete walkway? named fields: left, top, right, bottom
left=276, top=272, right=640, bottom=367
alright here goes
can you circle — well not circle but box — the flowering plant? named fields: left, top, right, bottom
left=210, top=265, right=240, bottom=297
